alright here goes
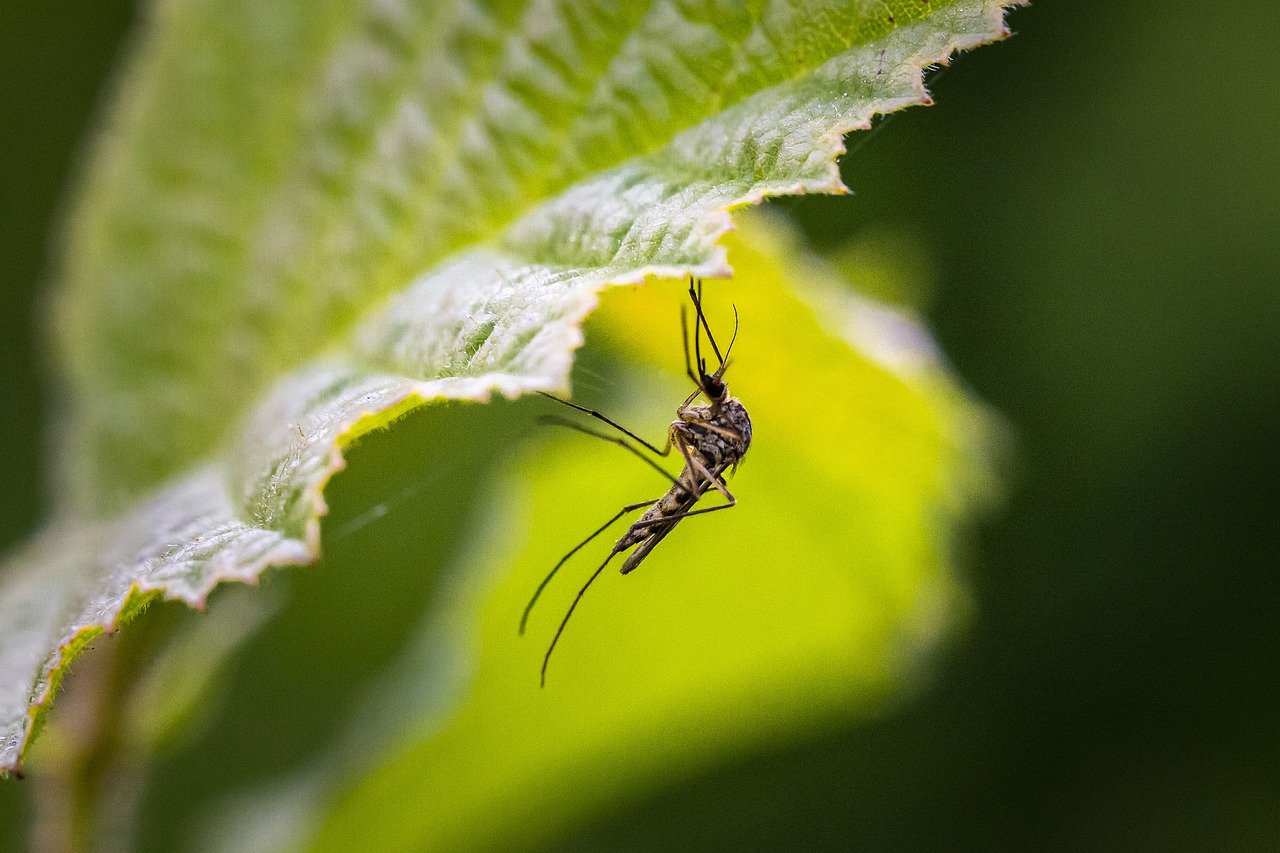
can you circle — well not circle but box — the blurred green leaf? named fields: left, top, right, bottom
left=195, top=216, right=996, bottom=849
left=0, top=0, right=1014, bottom=783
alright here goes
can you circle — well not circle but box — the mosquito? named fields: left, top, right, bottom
left=520, top=279, right=752, bottom=686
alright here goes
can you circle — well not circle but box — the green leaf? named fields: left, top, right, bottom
left=1, top=0, right=1015, bottom=777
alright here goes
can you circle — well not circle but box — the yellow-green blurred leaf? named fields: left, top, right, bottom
left=259, top=215, right=997, bottom=849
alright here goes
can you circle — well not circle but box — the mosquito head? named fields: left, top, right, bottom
left=684, top=278, right=739, bottom=404
left=700, top=372, right=727, bottom=403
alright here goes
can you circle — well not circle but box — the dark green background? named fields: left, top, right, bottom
left=3, top=1, right=1278, bottom=848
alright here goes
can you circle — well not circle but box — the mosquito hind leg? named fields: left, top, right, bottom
left=629, top=498, right=735, bottom=529
left=519, top=498, right=658, bottom=635
left=541, top=547, right=622, bottom=687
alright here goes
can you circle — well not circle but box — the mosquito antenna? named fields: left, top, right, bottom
left=541, top=549, right=619, bottom=687
left=689, top=278, right=707, bottom=380
left=680, top=304, right=699, bottom=389
left=713, top=305, right=740, bottom=379
left=689, top=279, right=725, bottom=368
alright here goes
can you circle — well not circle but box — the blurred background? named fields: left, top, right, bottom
left=2, top=0, right=1278, bottom=848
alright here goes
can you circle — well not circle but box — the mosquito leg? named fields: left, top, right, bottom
left=541, top=547, right=621, bottom=687
left=537, top=392, right=671, bottom=456
left=681, top=305, right=701, bottom=390
left=623, top=440, right=736, bottom=530
left=674, top=387, right=704, bottom=420
left=537, top=416, right=677, bottom=485
left=629, top=499, right=735, bottom=529
left=675, top=436, right=736, bottom=504
left=519, top=498, right=658, bottom=635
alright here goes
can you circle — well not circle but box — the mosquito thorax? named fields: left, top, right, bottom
left=678, top=396, right=751, bottom=464
left=718, top=397, right=752, bottom=455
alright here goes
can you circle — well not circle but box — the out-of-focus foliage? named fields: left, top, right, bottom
left=192, top=219, right=994, bottom=850
left=0, top=0, right=1015, bottom=782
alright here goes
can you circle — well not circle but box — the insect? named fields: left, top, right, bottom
left=520, top=279, right=752, bottom=686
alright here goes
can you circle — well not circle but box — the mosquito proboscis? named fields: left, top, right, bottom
left=521, top=279, right=752, bottom=686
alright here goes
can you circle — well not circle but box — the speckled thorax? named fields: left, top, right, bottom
left=676, top=398, right=752, bottom=469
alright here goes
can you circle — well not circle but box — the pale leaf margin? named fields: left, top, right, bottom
left=0, top=1, right=1018, bottom=777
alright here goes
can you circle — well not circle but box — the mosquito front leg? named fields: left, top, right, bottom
left=537, top=392, right=672, bottom=457
left=519, top=498, right=659, bottom=635
left=537, top=416, right=677, bottom=485
left=674, top=392, right=701, bottom=421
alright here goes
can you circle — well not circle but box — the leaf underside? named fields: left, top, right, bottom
left=0, top=0, right=1015, bottom=776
